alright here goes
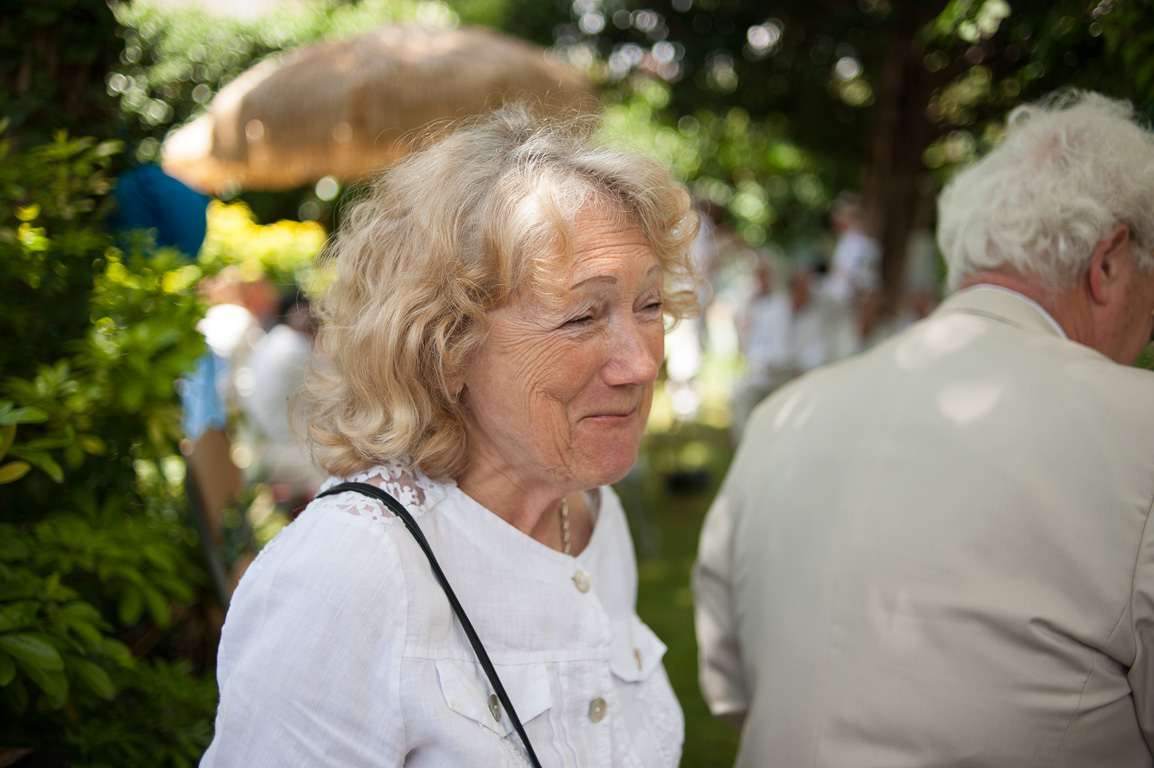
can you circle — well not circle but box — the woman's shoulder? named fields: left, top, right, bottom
left=312, top=457, right=452, bottom=522
left=209, top=466, right=424, bottom=766
left=232, top=460, right=449, bottom=603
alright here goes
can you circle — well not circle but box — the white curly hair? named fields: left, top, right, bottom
left=937, top=89, right=1154, bottom=293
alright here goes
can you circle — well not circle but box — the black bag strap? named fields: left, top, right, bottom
left=317, top=481, right=543, bottom=768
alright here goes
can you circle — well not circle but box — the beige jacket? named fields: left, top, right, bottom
left=694, top=287, right=1154, bottom=767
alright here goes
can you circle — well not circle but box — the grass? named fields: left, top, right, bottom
left=619, top=410, right=741, bottom=768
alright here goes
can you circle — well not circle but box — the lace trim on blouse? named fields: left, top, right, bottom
left=313, top=457, right=448, bottom=523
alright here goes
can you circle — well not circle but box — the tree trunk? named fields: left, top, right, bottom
left=863, top=8, right=941, bottom=310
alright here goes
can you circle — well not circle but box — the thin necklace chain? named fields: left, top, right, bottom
left=560, top=497, right=571, bottom=555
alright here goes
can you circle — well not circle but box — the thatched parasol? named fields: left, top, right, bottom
left=161, top=24, right=599, bottom=194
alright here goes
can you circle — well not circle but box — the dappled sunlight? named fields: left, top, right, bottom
left=895, top=316, right=984, bottom=370
left=771, top=386, right=816, bottom=431
left=936, top=378, right=1005, bottom=425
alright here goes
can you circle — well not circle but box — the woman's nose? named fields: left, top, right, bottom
left=603, top=317, right=661, bottom=387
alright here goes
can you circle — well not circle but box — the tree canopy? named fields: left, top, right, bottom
left=515, top=0, right=1154, bottom=292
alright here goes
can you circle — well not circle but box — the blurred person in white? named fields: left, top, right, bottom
left=821, top=191, right=883, bottom=362
left=693, top=89, right=1154, bottom=767
left=235, top=289, right=325, bottom=498
left=731, top=260, right=828, bottom=440
left=200, top=103, right=701, bottom=767
left=825, top=190, right=882, bottom=305
left=182, top=269, right=276, bottom=440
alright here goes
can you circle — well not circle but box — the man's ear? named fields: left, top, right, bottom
left=1087, top=223, right=1131, bottom=305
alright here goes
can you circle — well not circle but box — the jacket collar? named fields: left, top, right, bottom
left=934, top=285, right=1067, bottom=339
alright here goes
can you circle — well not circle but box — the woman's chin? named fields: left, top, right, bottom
left=575, top=445, right=642, bottom=489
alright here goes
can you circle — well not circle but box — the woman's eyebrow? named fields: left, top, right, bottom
left=568, top=264, right=662, bottom=291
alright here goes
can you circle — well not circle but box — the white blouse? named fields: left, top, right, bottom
left=200, top=460, right=683, bottom=767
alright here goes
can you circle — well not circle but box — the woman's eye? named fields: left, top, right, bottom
left=564, top=313, right=595, bottom=327
left=641, top=299, right=664, bottom=313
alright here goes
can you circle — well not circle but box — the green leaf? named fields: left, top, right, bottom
left=152, top=572, right=195, bottom=602
left=56, top=601, right=104, bottom=626
left=121, top=380, right=145, bottom=412
left=94, top=140, right=122, bottom=158
left=0, top=461, right=31, bottom=484
left=142, top=584, right=171, bottom=627
left=56, top=610, right=104, bottom=648
left=76, top=622, right=105, bottom=649
left=98, top=637, right=133, bottom=668
left=142, top=543, right=176, bottom=572
left=0, top=424, right=14, bottom=459
left=79, top=433, right=107, bottom=455
left=0, top=525, right=30, bottom=559
left=14, top=435, right=72, bottom=452
left=20, top=658, right=68, bottom=707
left=0, top=601, right=39, bottom=633
left=67, top=655, right=115, bottom=699
left=9, top=450, right=63, bottom=482
left=2, top=677, right=28, bottom=713
left=0, top=404, right=48, bottom=425
left=0, top=633, right=65, bottom=671
left=0, top=649, right=14, bottom=685
left=118, top=586, right=144, bottom=626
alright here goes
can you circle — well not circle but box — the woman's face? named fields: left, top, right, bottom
left=459, top=206, right=665, bottom=496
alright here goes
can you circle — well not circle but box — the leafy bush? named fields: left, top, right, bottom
left=199, top=199, right=327, bottom=292
left=0, top=0, right=122, bottom=148
left=1138, top=343, right=1154, bottom=372
left=0, top=129, right=215, bottom=764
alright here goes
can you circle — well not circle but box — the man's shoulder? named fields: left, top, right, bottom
left=1067, top=351, right=1154, bottom=400
left=749, top=313, right=1154, bottom=429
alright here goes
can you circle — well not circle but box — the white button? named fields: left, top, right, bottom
left=588, top=697, right=607, bottom=722
left=489, top=693, right=501, bottom=721
left=573, top=570, right=591, bottom=593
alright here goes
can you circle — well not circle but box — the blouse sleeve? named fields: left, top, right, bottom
left=200, top=502, right=409, bottom=766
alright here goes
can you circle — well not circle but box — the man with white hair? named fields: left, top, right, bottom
left=694, top=89, right=1154, bottom=767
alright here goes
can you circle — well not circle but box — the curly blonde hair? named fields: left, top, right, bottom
left=294, top=104, right=701, bottom=481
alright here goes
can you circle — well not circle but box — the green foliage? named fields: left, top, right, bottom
left=0, top=130, right=120, bottom=374
left=0, top=0, right=123, bottom=147
left=0, top=514, right=136, bottom=714
left=529, top=0, right=900, bottom=242
left=919, top=0, right=1154, bottom=169
left=199, top=200, right=329, bottom=292
left=529, top=0, right=1154, bottom=271
left=111, top=0, right=464, bottom=166
left=109, top=0, right=485, bottom=225
left=57, top=659, right=218, bottom=768
left=0, top=130, right=215, bottom=762
left=1137, top=342, right=1154, bottom=372
left=601, top=87, right=827, bottom=247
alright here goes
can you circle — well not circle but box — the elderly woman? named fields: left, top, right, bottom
left=200, top=105, right=700, bottom=767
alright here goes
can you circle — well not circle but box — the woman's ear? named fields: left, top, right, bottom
left=1087, top=223, right=1131, bottom=306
